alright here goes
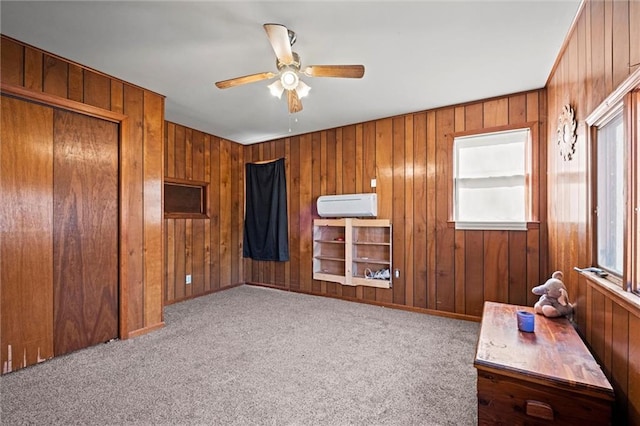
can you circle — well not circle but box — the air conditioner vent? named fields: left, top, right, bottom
left=316, top=193, right=377, bottom=218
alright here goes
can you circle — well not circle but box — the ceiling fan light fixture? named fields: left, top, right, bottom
left=280, top=69, right=299, bottom=90
left=295, top=80, right=311, bottom=99
left=268, top=80, right=285, bottom=98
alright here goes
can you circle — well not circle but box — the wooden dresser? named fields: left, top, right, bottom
left=474, top=302, right=614, bottom=425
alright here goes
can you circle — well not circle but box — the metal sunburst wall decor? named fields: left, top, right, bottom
left=557, top=104, right=577, bottom=161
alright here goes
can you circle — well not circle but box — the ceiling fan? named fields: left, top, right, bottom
left=215, top=23, right=365, bottom=114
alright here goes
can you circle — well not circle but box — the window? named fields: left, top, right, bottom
left=587, top=69, right=640, bottom=296
left=453, top=128, right=530, bottom=230
left=594, top=108, right=625, bottom=276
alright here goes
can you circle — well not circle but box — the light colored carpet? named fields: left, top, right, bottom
left=0, top=285, right=480, bottom=425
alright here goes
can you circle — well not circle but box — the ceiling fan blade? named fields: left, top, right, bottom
left=215, top=72, right=276, bottom=89
left=302, top=65, right=365, bottom=78
left=287, top=90, right=303, bottom=114
left=263, top=23, right=294, bottom=65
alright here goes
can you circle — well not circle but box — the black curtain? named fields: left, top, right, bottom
left=243, top=158, right=289, bottom=261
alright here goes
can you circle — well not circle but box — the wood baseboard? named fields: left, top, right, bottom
left=163, top=283, right=244, bottom=306
left=245, top=281, right=481, bottom=322
left=125, top=322, right=165, bottom=339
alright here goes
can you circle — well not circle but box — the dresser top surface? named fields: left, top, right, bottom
left=474, top=302, right=613, bottom=398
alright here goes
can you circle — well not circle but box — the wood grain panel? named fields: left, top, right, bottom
left=629, top=312, right=640, bottom=425
left=230, top=142, right=242, bottom=286
left=375, top=119, right=393, bottom=304
left=1, top=96, right=54, bottom=373
left=426, top=111, right=437, bottom=310
left=143, top=91, right=164, bottom=326
left=43, top=55, right=68, bottom=98
left=68, top=64, right=83, bottom=103
left=483, top=231, right=509, bottom=303
left=166, top=220, right=176, bottom=301
left=392, top=116, right=406, bottom=305
left=508, top=94, right=527, bottom=125
left=590, top=288, right=606, bottom=370
left=210, top=135, right=221, bottom=290
left=219, top=140, right=232, bottom=287
left=362, top=123, right=376, bottom=301
left=299, top=134, right=313, bottom=292
left=508, top=231, right=527, bottom=306
left=612, top=0, right=630, bottom=88
left=611, top=302, right=629, bottom=422
left=465, top=231, right=484, bottom=317
left=413, top=113, right=428, bottom=308
left=311, top=134, right=322, bottom=294
left=274, top=140, right=286, bottom=287
left=435, top=108, right=455, bottom=311
left=404, top=116, right=415, bottom=306
left=204, top=135, right=212, bottom=291
left=24, top=47, right=43, bottom=91
left=53, top=109, right=118, bottom=357
left=122, top=85, right=145, bottom=331
left=110, top=80, right=124, bottom=115
left=1, top=38, right=23, bottom=85
left=184, top=222, right=193, bottom=297
left=526, top=227, right=540, bottom=307
left=482, top=98, right=508, bottom=128
left=84, top=71, right=111, bottom=110
left=288, top=136, right=301, bottom=290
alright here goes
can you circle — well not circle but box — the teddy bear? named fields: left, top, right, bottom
left=531, top=271, right=573, bottom=318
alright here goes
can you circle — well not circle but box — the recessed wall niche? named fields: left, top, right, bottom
left=164, top=179, right=209, bottom=218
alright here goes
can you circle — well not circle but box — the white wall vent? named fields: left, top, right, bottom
left=316, top=193, right=377, bottom=218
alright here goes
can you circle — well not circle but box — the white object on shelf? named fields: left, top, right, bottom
left=316, top=193, right=377, bottom=218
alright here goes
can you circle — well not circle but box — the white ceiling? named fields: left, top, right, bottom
left=1, top=1, right=580, bottom=145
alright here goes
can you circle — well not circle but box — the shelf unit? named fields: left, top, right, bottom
left=313, top=218, right=392, bottom=288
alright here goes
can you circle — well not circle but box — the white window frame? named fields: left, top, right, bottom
left=592, top=103, right=625, bottom=277
left=453, top=127, right=531, bottom=231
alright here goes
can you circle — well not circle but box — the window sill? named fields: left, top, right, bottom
left=574, top=269, right=640, bottom=316
left=447, top=221, right=539, bottom=231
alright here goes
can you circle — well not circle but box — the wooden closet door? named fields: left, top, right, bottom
left=53, top=109, right=119, bottom=356
left=1, top=96, right=55, bottom=373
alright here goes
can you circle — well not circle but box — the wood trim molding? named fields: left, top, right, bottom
left=126, top=322, right=165, bottom=339
left=586, top=67, right=640, bottom=125
left=1, top=82, right=126, bottom=122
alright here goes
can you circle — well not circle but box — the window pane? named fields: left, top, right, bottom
left=458, top=141, right=525, bottom=178
left=596, top=112, right=624, bottom=275
left=454, top=128, right=529, bottom=224
left=458, top=186, right=525, bottom=222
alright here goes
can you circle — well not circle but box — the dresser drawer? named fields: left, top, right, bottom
left=477, top=370, right=612, bottom=426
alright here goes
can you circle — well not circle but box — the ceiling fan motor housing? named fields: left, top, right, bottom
left=277, top=52, right=301, bottom=71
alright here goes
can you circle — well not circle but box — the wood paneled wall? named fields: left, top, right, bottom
left=0, top=35, right=165, bottom=339
left=546, top=1, right=640, bottom=423
left=163, top=122, right=244, bottom=303
left=242, top=89, right=546, bottom=318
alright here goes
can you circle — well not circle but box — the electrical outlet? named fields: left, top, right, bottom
left=371, top=178, right=377, bottom=188
left=186, top=274, right=192, bottom=285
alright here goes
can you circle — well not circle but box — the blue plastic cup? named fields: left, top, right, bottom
left=517, top=311, right=535, bottom=333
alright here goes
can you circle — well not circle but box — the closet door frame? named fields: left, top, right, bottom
left=1, top=82, right=132, bottom=339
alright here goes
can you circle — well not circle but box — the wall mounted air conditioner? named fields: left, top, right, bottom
left=316, top=193, right=377, bottom=218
